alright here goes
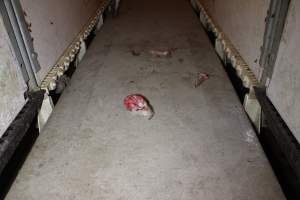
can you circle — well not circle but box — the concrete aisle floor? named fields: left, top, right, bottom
left=6, top=0, right=285, bottom=199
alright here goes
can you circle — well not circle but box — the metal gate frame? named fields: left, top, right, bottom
left=0, top=0, right=41, bottom=91
left=260, top=0, right=291, bottom=86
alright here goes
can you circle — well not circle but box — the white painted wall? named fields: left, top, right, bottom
left=267, top=0, right=300, bottom=142
left=199, top=0, right=270, bottom=78
left=20, top=0, right=102, bottom=84
left=0, top=15, right=27, bottom=137
left=199, top=0, right=300, bottom=142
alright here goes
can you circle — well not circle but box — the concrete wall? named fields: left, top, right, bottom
left=199, top=0, right=270, bottom=78
left=267, top=0, right=300, bottom=142
left=20, top=0, right=102, bottom=83
left=0, top=15, right=27, bottom=137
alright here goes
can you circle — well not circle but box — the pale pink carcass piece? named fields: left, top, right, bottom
left=194, top=72, right=209, bottom=88
left=149, top=50, right=172, bottom=57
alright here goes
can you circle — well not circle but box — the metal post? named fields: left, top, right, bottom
left=1, top=0, right=40, bottom=90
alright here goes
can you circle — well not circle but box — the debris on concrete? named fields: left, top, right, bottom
left=131, top=48, right=177, bottom=58
left=149, top=49, right=172, bottom=58
left=194, top=72, right=209, bottom=88
left=244, top=129, right=258, bottom=145
left=131, top=50, right=141, bottom=56
left=128, top=80, right=135, bottom=84
left=55, top=75, right=70, bottom=94
left=151, top=67, right=159, bottom=74
left=124, top=94, right=154, bottom=120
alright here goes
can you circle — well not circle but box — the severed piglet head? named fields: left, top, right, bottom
left=124, top=94, right=154, bottom=119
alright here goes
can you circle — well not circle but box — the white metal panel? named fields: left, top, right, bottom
left=199, top=0, right=270, bottom=78
left=0, top=15, right=27, bottom=137
left=20, top=0, right=102, bottom=84
left=267, top=0, right=300, bottom=142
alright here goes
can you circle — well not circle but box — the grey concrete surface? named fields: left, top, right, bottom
left=6, top=0, right=285, bottom=199
left=267, top=0, right=300, bottom=143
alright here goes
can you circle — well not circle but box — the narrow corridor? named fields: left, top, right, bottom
left=6, top=0, right=284, bottom=199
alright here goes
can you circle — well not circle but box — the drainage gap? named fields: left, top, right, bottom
left=224, top=62, right=249, bottom=103
left=49, top=58, right=77, bottom=105
left=255, top=87, right=300, bottom=199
